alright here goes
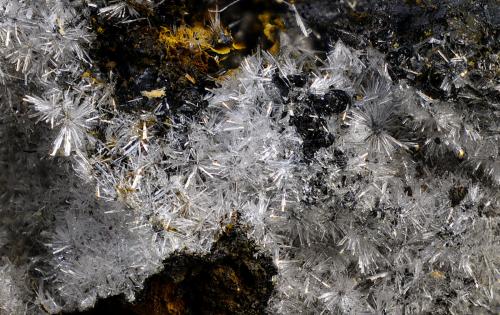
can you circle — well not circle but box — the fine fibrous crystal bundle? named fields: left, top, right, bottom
left=1, top=1, right=499, bottom=314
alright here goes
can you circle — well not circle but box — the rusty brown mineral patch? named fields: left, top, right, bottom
left=66, top=224, right=277, bottom=315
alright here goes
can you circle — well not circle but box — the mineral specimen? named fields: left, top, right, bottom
left=0, top=1, right=498, bottom=314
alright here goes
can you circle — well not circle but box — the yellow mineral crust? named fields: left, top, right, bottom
left=141, top=87, right=167, bottom=99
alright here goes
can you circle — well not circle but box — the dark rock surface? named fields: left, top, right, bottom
left=65, top=224, right=276, bottom=315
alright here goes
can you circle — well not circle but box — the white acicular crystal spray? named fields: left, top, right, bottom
left=0, top=1, right=498, bottom=314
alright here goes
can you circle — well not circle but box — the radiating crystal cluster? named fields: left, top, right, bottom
left=1, top=1, right=499, bottom=314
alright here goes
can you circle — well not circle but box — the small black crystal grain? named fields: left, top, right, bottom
left=290, top=108, right=335, bottom=160
left=308, top=89, right=351, bottom=116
